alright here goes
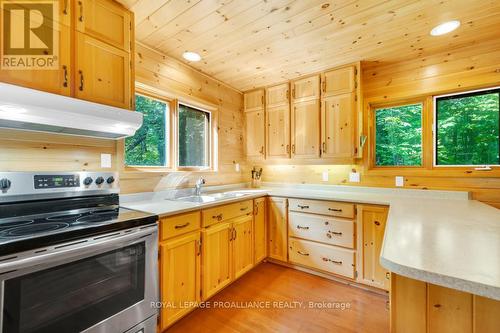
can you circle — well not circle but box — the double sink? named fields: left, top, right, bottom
left=172, top=191, right=252, bottom=204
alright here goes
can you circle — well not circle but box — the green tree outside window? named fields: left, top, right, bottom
left=178, top=104, right=210, bottom=167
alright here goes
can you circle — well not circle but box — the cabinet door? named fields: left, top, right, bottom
left=267, top=197, right=287, bottom=262
left=291, top=100, right=320, bottom=158
left=321, top=94, right=355, bottom=158
left=358, top=205, right=390, bottom=290
left=391, top=274, right=427, bottom=333
left=201, top=222, right=232, bottom=300
left=428, top=284, right=473, bottom=333
left=75, top=0, right=131, bottom=51
left=321, top=66, right=355, bottom=97
left=474, top=295, right=500, bottom=333
left=254, top=198, right=267, bottom=263
left=244, top=89, right=264, bottom=112
left=266, top=105, right=290, bottom=158
left=266, top=83, right=289, bottom=107
left=75, top=32, right=131, bottom=108
left=291, top=75, right=319, bottom=102
left=245, top=109, right=265, bottom=158
left=159, top=232, right=201, bottom=330
left=232, top=214, right=254, bottom=279
left=0, top=2, right=71, bottom=96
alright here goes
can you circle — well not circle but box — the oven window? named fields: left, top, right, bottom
left=3, top=242, right=146, bottom=333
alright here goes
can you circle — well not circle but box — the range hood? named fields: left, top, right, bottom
left=0, top=82, right=142, bottom=139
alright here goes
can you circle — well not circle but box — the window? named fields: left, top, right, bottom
left=374, top=103, right=423, bottom=166
left=435, top=88, right=499, bottom=166
left=125, top=95, right=169, bottom=167
left=177, top=103, right=211, bottom=168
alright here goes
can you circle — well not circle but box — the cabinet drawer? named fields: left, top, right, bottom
left=160, top=211, right=200, bottom=240
left=202, top=200, right=253, bottom=228
left=289, top=238, right=355, bottom=279
left=289, top=212, right=354, bottom=248
left=288, top=198, right=355, bottom=219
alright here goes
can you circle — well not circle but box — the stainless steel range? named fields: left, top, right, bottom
left=0, top=172, right=159, bottom=333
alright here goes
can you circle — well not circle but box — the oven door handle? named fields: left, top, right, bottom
left=0, top=225, right=157, bottom=273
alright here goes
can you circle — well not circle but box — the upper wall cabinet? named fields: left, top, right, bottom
left=321, top=93, right=355, bottom=158
left=0, top=1, right=71, bottom=96
left=321, top=66, right=355, bottom=97
left=75, top=33, right=131, bottom=108
left=291, top=99, right=320, bottom=159
left=266, top=83, right=290, bottom=158
left=266, top=83, right=289, bottom=107
left=244, top=89, right=264, bottom=111
left=76, top=0, right=131, bottom=51
left=0, top=0, right=133, bottom=109
left=245, top=89, right=265, bottom=159
left=291, top=75, right=320, bottom=103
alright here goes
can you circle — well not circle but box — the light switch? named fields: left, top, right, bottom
left=349, top=172, right=360, bottom=182
left=322, top=170, right=329, bottom=182
left=101, top=153, right=112, bottom=168
left=395, top=176, right=404, bottom=187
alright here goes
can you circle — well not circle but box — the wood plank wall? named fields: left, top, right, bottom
left=0, top=43, right=245, bottom=194
left=250, top=38, right=500, bottom=208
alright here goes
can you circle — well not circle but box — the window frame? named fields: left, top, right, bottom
left=124, top=91, right=173, bottom=170
left=175, top=101, right=213, bottom=171
left=433, top=86, right=500, bottom=167
left=368, top=98, right=428, bottom=170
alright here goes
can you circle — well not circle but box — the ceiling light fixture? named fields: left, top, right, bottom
left=182, top=51, right=201, bottom=62
left=430, top=20, right=461, bottom=36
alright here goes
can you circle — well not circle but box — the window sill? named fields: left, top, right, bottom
left=121, top=166, right=218, bottom=178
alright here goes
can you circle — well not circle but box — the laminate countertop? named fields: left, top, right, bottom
left=121, top=183, right=500, bottom=300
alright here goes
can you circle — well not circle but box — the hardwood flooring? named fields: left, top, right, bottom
left=166, top=262, right=389, bottom=333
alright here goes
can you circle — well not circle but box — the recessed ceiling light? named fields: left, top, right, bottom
left=182, top=51, right=201, bottom=62
left=430, top=20, right=460, bottom=36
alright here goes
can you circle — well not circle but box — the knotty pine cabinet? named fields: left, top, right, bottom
left=321, top=93, right=356, bottom=158
left=267, top=197, right=288, bottom=262
left=321, top=66, right=355, bottom=97
left=356, top=205, right=390, bottom=290
left=232, top=214, right=254, bottom=279
left=266, top=83, right=290, bottom=158
left=254, top=197, right=267, bottom=263
left=291, top=99, right=321, bottom=158
left=266, top=82, right=289, bottom=108
left=0, top=0, right=133, bottom=109
left=391, top=274, right=500, bottom=333
left=244, top=89, right=265, bottom=159
left=291, top=75, right=320, bottom=102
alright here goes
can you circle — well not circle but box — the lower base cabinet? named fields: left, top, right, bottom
left=233, top=214, right=254, bottom=279
left=159, top=231, right=201, bottom=331
left=254, top=197, right=267, bottom=263
left=267, top=197, right=288, bottom=262
left=391, top=274, right=500, bottom=333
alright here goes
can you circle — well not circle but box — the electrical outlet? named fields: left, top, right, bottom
left=349, top=172, right=360, bottom=182
left=322, top=170, right=329, bottom=182
left=395, top=176, right=404, bottom=187
left=101, top=154, right=112, bottom=168
left=234, top=163, right=240, bottom=172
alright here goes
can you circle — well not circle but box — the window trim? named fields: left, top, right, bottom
left=433, top=86, right=500, bottom=167
left=368, top=98, right=427, bottom=170
left=175, top=101, right=213, bottom=171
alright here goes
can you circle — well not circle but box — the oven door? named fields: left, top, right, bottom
left=0, top=224, right=158, bottom=333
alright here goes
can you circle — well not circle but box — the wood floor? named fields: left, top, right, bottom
left=166, top=262, right=389, bottom=333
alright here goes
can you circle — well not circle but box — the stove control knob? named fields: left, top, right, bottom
left=106, top=176, right=115, bottom=184
left=95, top=177, right=105, bottom=185
left=0, top=178, right=11, bottom=190
left=83, top=177, right=93, bottom=186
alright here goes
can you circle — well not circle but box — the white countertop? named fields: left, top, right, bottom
left=121, top=183, right=500, bottom=300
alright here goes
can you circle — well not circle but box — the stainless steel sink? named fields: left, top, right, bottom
left=174, top=192, right=250, bottom=203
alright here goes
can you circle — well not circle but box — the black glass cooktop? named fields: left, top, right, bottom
left=0, top=195, right=157, bottom=256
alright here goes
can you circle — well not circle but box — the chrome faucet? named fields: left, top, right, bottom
left=194, top=177, right=206, bottom=196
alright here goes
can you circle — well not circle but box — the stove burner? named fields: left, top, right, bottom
left=0, top=223, right=69, bottom=238
left=76, top=213, right=118, bottom=224
left=0, top=220, right=34, bottom=229
left=46, top=213, right=82, bottom=222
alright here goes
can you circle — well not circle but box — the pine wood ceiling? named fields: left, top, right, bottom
left=118, top=0, right=500, bottom=92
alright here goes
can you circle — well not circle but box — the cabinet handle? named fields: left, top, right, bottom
left=297, top=225, right=309, bottom=230
left=328, top=231, right=343, bottom=236
left=297, top=205, right=309, bottom=209
left=322, top=257, right=342, bottom=265
left=254, top=205, right=258, bottom=215
left=62, top=65, right=68, bottom=87
left=374, top=220, right=381, bottom=226
left=174, top=222, right=190, bottom=229
left=259, top=146, right=264, bottom=155
left=78, top=70, right=84, bottom=91
left=78, top=1, right=84, bottom=22
left=196, top=240, right=201, bottom=256
left=386, top=272, right=390, bottom=280
left=229, top=228, right=233, bottom=241
left=322, top=142, right=326, bottom=153
left=63, top=0, right=68, bottom=14
left=322, top=79, right=326, bottom=93
left=291, top=144, right=295, bottom=154
left=328, top=208, right=342, bottom=212
left=212, top=213, right=223, bottom=221
left=233, top=227, right=237, bottom=241
left=297, top=251, right=309, bottom=256
left=292, top=88, right=295, bottom=99
left=286, top=144, right=290, bottom=154
left=240, top=207, right=248, bottom=211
